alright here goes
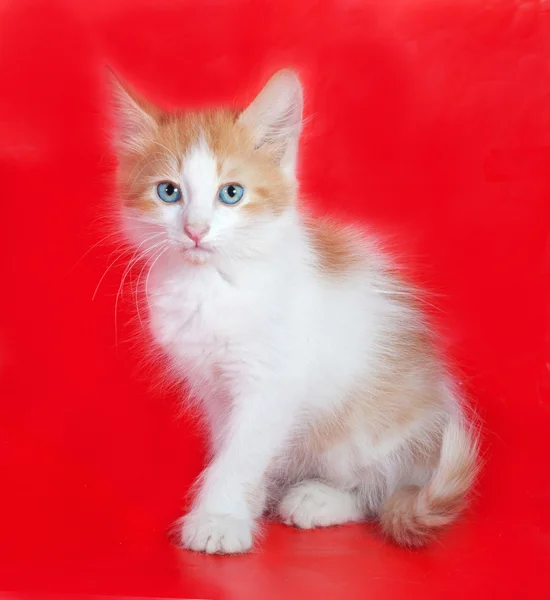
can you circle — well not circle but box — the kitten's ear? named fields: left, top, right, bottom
left=107, top=68, right=159, bottom=152
left=238, top=69, right=303, bottom=176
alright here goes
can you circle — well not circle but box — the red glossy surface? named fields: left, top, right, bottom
left=1, top=0, right=549, bottom=598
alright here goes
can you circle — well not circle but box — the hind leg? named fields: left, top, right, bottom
left=278, top=480, right=364, bottom=529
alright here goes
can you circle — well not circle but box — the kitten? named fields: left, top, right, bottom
left=109, top=69, right=479, bottom=554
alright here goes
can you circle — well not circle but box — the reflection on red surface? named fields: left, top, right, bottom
left=0, top=0, right=549, bottom=598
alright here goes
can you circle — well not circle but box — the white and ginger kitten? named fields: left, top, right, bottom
left=109, top=69, right=479, bottom=554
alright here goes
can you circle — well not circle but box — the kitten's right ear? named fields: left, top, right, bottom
left=107, top=68, right=159, bottom=152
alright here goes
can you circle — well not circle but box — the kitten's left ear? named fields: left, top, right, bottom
left=107, top=68, right=160, bottom=153
left=238, top=69, right=303, bottom=176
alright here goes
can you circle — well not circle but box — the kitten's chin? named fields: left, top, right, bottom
left=180, top=246, right=214, bottom=265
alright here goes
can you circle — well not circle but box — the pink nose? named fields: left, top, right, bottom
left=184, top=224, right=210, bottom=244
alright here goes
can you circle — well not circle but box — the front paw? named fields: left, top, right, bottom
left=180, top=510, right=254, bottom=555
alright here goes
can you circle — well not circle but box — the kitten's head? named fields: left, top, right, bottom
left=110, top=70, right=303, bottom=265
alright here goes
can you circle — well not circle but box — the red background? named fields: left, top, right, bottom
left=1, top=0, right=549, bottom=598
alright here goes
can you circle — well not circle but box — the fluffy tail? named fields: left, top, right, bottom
left=380, top=417, right=480, bottom=548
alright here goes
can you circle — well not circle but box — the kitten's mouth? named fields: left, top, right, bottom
left=180, top=244, right=213, bottom=260
left=188, top=244, right=212, bottom=252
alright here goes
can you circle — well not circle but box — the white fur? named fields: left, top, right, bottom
left=280, top=481, right=364, bottom=529
left=113, top=70, right=474, bottom=554
left=144, top=190, right=436, bottom=553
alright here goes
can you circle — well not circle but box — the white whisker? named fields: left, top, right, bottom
left=118, top=233, right=165, bottom=300
left=92, top=251, right=128, bottom=301
left=144, top=244, right=171, bottom=313
left=65, top=231, right=124, bottom=276
left=113, top=236, right=167, bottom=343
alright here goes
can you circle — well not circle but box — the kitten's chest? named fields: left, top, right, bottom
left=149, top=269, right=258, bottom=364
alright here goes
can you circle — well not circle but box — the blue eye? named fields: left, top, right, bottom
left=218, top=184, right=244, bottom=205
left=157, top=181, right=182, bottom=203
